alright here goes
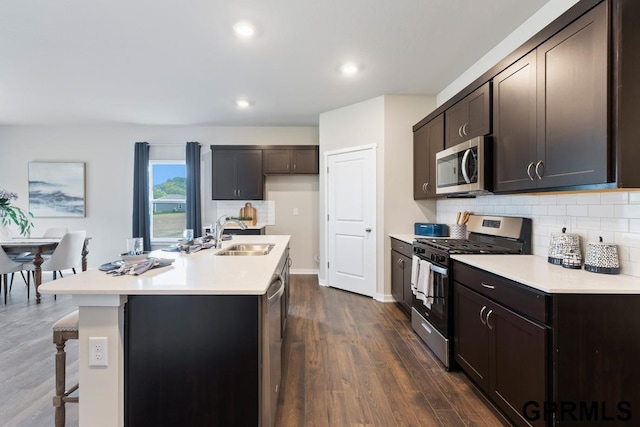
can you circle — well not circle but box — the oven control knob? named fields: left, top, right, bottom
left=430, top=254, right=437, bottom=262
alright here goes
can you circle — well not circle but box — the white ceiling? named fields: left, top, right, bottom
left=0, top=0, right=550, bottom=127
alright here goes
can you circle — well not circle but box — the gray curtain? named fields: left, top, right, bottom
left=132, top=142, right=151, bottom=251
left=186, top=141, right=202, bottom=237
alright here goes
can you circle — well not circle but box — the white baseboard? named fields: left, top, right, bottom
left=376, top=293, right=396, bottom=303
left=291, top=269, right=319, bottom=275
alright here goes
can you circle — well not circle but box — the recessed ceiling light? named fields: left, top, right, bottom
left=236, top=99, right=251, bottom=109
left=340, top=62, right=360, bottom=76
left=233, top=21, right=256, bottom=39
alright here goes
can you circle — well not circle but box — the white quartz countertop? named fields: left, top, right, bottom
left=223, top=223, right=266, bottom=230
left=39, top=235, right=290, bottom=296
left=452, top=254, right=640, bottom=294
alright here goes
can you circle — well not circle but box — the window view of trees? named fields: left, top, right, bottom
left=150, top=162, right=186, bottom=239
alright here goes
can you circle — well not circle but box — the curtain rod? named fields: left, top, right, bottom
left=146, top=142, right=199, bottom=147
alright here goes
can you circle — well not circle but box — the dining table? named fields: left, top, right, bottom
left=0, top=237, right=90, bottom=304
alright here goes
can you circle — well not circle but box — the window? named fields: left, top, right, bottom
left=149, top=161, right=186, bottom=240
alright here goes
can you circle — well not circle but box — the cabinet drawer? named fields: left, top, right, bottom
left=453, top=261, right=549, bottom=325
left=390, top=238, right=413, bottom=258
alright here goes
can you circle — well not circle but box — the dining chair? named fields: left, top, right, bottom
left=0, top=246, right=25, bottom=304
left=24, top=230, right=86, bottom=298
left=52, top=309, right=79, bottom=427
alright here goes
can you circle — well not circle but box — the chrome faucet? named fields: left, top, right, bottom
left=214, top=214, right=247, bottom=248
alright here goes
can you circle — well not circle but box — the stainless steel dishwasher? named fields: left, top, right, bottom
left=262, top=273, right=284, bottom=427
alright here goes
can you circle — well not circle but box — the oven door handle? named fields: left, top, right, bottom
left=430, top=264, right=448, bottom=276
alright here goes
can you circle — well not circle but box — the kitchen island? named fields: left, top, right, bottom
left=39, top=234, right=291, bottom=427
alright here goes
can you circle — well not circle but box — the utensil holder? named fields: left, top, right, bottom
left=449, top=224, right=467, bottom=239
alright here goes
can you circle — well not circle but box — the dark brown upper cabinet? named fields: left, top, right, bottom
left=263, top=146, right=319, bottom=175
left=493, top=2, right=608, bottom=193
left=413, top=113, right=444, bottom=199
left=445, top=82, right=492, bottom=148
left=211, top=148, right=263, bottom=200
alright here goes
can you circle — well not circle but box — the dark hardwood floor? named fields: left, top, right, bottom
left=277, top=275, right=507, bottom=427
left=0, top=274, right=507, bottom=426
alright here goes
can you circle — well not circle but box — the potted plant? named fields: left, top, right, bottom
left=0, top=189, right=34, bottom=236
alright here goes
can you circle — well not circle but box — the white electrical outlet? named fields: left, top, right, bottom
left=89, top=337, right=108, bottom=367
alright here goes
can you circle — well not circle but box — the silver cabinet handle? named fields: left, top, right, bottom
left=462, top=123, right=469, bottom=136
left=288, top=257, right=292, bottom=267
left=535, top=160, right=544, bottom=180
left=480, top=305, right=487, bottom=325
left=425, top=182, right=430, bottom=193
left=399, top=259, right=404, bottom=269
left=422, top=183, right=427, bottom=193
left=481, top=282, right=495, bottom=290
left=286, top=163, right=289, bottom=170
left=486, top=309, right=494, bottom=329
left=527, top=162, right=535, bottom=181
left=293, top=163, right=296, bottom=172
left=458, top=125, right=463, bottom=138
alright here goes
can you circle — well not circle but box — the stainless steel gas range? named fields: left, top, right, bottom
left=411, top=215, right=532, bottom=370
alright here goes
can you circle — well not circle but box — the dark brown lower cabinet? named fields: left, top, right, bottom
left=454, top=260, right=640, bottom=426
left=454, top=282, right=548, bottom=427
left=390, top=238, right=413, bottom=316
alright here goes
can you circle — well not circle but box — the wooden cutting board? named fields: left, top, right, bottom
left=239, top=202, right=257, bottom=225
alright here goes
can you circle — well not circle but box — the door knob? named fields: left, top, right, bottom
left=365, top=228, right=372, bottom=232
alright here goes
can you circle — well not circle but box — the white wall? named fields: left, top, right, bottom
left=0, top=125, right=319, bottom=270
left=318, top=95, right=436, bottom=299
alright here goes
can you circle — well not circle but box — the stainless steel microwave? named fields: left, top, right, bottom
left=435, top=136, right=492, bottom=196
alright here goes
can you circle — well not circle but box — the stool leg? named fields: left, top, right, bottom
left=53, top=333, right=67, bottom=427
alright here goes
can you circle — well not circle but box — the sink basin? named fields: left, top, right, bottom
left=215, top=243, right=275, bottom=256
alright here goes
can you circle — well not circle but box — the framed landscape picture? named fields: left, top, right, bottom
left=28, top=162, right=86, bottom=217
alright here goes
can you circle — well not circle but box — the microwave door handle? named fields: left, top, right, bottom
left=461, top=148, right=472, bottom=184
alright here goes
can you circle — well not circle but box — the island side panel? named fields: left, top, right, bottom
left=125, top=295, right=261, bottom=426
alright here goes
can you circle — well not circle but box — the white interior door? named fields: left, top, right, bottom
left=326, top=146, right=376, bottom=297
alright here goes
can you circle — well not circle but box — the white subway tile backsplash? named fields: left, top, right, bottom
left=567, top=205, right=588, bottom=217
left=600, top=218, right=629, bottom=232
left=601, top=191, right=629, bottom=205
left=577, top=193, right=601, bottom=205
left=547, top=205, right=566, bottom=216
left=614, top=204, right=640, bottom=219
left=588, top=204, right=614, bottom=218
left=575, top=217, right=601, bottom=230
left=437, top=189, right=640, bottom=277
left=556, top=194, right=578, bottom=205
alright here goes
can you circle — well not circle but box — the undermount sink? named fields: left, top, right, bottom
left=215, top=243, right=275, bottom=256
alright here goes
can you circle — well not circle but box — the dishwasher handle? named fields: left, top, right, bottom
left=268, top=274, right=285, bottom=302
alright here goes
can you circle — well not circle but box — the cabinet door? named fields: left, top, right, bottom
left=401, top=252, right=413, bottom=311
left=489, top=302, right=548, bottom=427
left=291, top=148, right=319, bottom=174
left=536, top=2, right=608, bottom=189
left=391, top=250, right=405, bottom=308
left=493, top=51, right=538, bottom=193
left=236, top=150, right=263, bottom=199
left=445, top=83, right=491, bottom=148
left=263, top=149, right=291, bottom=174
left=454, top=283, right=490, bottom=391
left=413, top=113, right=443, bottom=199
left=212, top=150, right=239, bottom=199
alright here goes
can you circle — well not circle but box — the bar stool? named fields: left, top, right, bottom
left=52, top=310, right=79, bottom=427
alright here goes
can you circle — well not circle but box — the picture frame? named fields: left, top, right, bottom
left=28, top=162, right=86, bottom=217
